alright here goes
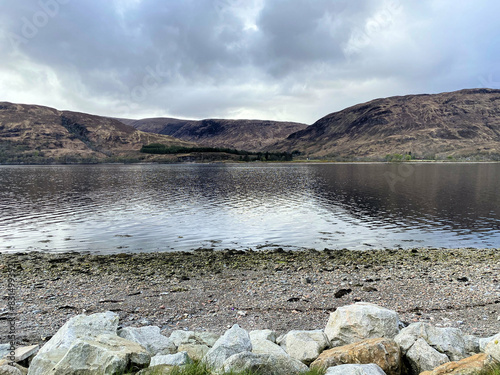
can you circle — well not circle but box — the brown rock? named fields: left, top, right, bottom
left=310, top=337, right=401, bottom=375
left=419, top=353, right=490, bottom=375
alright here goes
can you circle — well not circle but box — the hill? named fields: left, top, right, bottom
left=119, top=117, right=308, bottom=152
left=269, top=89, right=500, bottom=160
left=0, top=102, right=195, bottom=163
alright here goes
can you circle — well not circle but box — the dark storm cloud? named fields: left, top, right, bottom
left=1, top=0, right=500, bottom=122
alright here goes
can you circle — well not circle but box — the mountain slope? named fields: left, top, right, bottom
left=270, top=88, right=500, bottom=160
left=0, top=102, right=195, bottom=163
left=120, top=117, right=308, bottom=151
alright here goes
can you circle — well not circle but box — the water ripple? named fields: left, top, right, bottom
left=1, top=163, right=500, bottom=253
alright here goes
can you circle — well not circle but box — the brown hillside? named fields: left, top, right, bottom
left=121, top=117, right=308, bottom=152
left=0, top=102, right=195, bottom=162
left=269, top=89, right=500, bottom=160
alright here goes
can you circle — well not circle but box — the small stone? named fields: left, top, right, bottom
left=118, top=326, right=176, bottom=356
left=150, top=352, right=192, bottom=367
left=194, top=332, right=220, bottom=347
left=334, top=289, right=352, bottom=298
left=223, top=352, right=308, bottom=375
left=13, top=345, right=39, bottom=362
left=485, top=336, right=500, bottom=361
left=177, top=344, right=210, bottom=361
left=249, top=330, right=277, bottom=343
left=169, top=330, right=196, bottom=347
left=0, top=344, right=11, bottom=360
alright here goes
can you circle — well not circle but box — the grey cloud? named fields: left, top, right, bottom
left=1, top=0, right=500, bottom=123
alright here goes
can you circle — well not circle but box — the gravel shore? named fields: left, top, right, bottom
left=1, top=248, right=499, bottom=347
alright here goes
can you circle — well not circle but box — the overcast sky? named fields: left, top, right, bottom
left=1, top=0, right=499, bottom=124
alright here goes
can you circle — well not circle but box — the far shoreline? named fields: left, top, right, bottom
left=1, top=160, right=500, bottom=167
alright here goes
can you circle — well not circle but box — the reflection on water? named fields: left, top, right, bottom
left=1, top=163, right=499, bottom=253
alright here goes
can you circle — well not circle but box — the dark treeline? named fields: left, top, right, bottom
left=140, top=144, right=297, bottom=161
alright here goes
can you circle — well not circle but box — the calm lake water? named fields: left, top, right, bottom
left=1, top=163, right=500, bottom=253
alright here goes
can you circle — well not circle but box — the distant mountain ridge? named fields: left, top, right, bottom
left=269, top=88, right=500, bottom=160
left=119, top=117, right=308, bottom=152
left=3, top=88, right=500, bottom=163
left=0, top=102, right=195, bottom=163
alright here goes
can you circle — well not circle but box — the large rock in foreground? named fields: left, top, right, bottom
left=118, top=326, right=176, bottom=356
left=203, top=324, right=252, bottom=370
left=42, top=334, right=150, bottom=374
left=278, top=330, right=330, bottom=364
left=405, top=338, right=449, bottom=374
left=27, top=312, right=120, bottom=375
left=324, top=363, right=387, bottom=375
left=325, top=303, right=400, bottom=347
left=222, top=352, right=309, bottom=375
left=420, top=353, right=491, bottom=375
left=311, top=338, right=401, bottom=375
left=169, top=330, right=220, bottom=348
left=395, top=322, right=468, bottom=361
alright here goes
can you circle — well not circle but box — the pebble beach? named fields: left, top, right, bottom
left=1, top=247, right=499, bottom=347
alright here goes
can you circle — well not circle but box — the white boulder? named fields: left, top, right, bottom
left=203, top=324, right=252, bottom=370
left=394, top=322, right=467, bottom=361
left=251, top=338, right=288, bottom=357
left=325, top=303, right=400, bottom=347
left=150, top=351, right=192, bottom=367
left=222, top=352, right=309, bottom=375
left=324, top=363, right=387, bottom=375
left=249, top=330, right=277, bottom=343
left=169, top=330, right=220, bottom=347
left=485, top=336, right=500, bottom=361
left=405, top=338, right=449, bottom=374
left=480, top=333, right=500, bottom=353
left=27, top=312, right=120, bottom=375
left=36, top=334, right=150, bottom=375
left=278, top=330, right=330, bottom=364
left=118, top=326, right=176, bottom=356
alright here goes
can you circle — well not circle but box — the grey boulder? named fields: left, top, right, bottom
left=249, top=330, right=277, bottom=343
left=278, top=330, right=330, bottom=364
left=405, top=338, right=449, bottom=374
left=325, top=303, right=400, bottom=347
left=222, top=351, right=309, bottom=375
left=118, top=326, right=176, bottom=356
left=27, top=311, right=120, bottom=375
left=394, top=322, right=467, bottom=361
left=169, top=330, right=220, bottom=348
left=203, top=324, right=252, bottom=370
left=35, top=334, right=150, bottom=375
left=324, top=363, right=387, bottom=375
left=150, top=351, right=192, bottom=367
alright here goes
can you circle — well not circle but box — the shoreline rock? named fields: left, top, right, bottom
left=2, top=247, right=500, bottom=347
left=2, top=302, right=498, bottom=375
